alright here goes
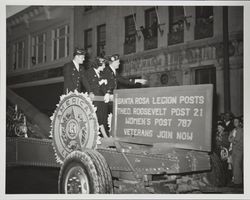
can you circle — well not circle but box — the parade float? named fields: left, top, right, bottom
left=6, top=84, right=226, bottom=193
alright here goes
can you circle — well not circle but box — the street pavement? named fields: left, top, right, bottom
left=6, top=166, right=243, bottom=194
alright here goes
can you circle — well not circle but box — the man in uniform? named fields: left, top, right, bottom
left=102, top=54, right=147, bottom=105
left=63, top=48, right=93, bottom=95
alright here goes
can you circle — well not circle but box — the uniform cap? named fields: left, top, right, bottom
left=107, top=54, right=120, bottom=62
left=73, top=48, right=86, bottom=56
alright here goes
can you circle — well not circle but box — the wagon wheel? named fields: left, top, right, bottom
left=205, top=152, right=226, bottom=187
left=58, top=150, right=113, bottom=194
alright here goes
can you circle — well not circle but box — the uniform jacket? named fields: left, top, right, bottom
left=63, top=61, right=91, bottom=94
left=101, top=65, right=140, bottom=94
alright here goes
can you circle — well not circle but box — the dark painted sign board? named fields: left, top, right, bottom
left=112, top=84, right=213, bottom=152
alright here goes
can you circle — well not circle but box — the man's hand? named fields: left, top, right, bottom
left=104, top=93, right=110, bottom=103
left=135, top=79, right=147, bottom=85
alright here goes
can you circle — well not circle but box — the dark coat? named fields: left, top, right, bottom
left=63, top=61, right=91, bottom=94
left=216, top=131, right=230, bottom=150
left=224, top=120, right=235, bottom=133
left=85, top=67, right=108, bottom=134
left=85, top=68, right=106, bottom=96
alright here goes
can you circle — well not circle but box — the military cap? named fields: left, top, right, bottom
left=108, top=54, right=120, bottom=62
left=73, top=48, right=86, bottom=56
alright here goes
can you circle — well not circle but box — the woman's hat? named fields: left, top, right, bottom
left=91, top=57, right=108, bottom=69
left=96, top=57, right=108, bottom=65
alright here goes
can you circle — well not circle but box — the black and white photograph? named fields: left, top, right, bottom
left=1, top=0, right=249, bottom=199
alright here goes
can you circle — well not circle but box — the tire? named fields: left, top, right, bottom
left=58, top=150, right=113, bottom=194
left=205, top=152, right=226, bottom=187
left=85, top=149, right=113, bottom=193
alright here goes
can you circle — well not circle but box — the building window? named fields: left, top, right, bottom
left=195, top=66, right=216, bottom=85
left=84, top=28, right=93, bottom=57
left=52, top=25, right=70, bottom=61
left=97, top=24, right=106, bottom=57
left=168, top=6, right=184, bottom=45
left=124, top=15, right=136, bottom=55
left=31, top=33, right=46, bottom=66
left=144, top=8, right=158, bottom=50
left=195, top=6, right=213, bottom=40
left=12, top=41, right=25, bottom=71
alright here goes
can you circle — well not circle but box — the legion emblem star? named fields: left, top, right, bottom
left=60, top=107, right=87, bottom=150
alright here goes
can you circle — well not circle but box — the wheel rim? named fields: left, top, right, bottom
left=64, top=166, right=90, bottom=194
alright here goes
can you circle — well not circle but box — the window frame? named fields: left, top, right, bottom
left=124, top=14, right=136, bottom=54
left=51, top=24, right=70, bottom=61
left=168, top=6, right=184, bottom=45
left=125, top=14, right=136, bottom=39
left=194, top=6, right=214, bottom=40
left=12, top=40, right=25, bottom=71
left=144, top=7, right=158, bottom=50
left=195, top=6, right=214, bottom=25
left=31, top=32, right=47, bottom=66
left=97, top=24, right=106, bottom=57
left=194, top=65, right=216, bottom=85
left=168, top=6, right=184, bottom=33
left=145, top=7, right=157, bottom=30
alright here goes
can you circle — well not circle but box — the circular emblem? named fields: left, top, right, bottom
left=66, top=119, right=79, bottom=140
left=50, top=91, right=99, bottom=163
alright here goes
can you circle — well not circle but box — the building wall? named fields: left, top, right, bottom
left=74, top=6, right=243, bottom=116
left=6, top=6, right=244, bottom=116
left=7, top=6, right=74, bottom=77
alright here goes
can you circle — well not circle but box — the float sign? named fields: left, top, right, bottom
left=112, top=84, right=213, bottom=152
